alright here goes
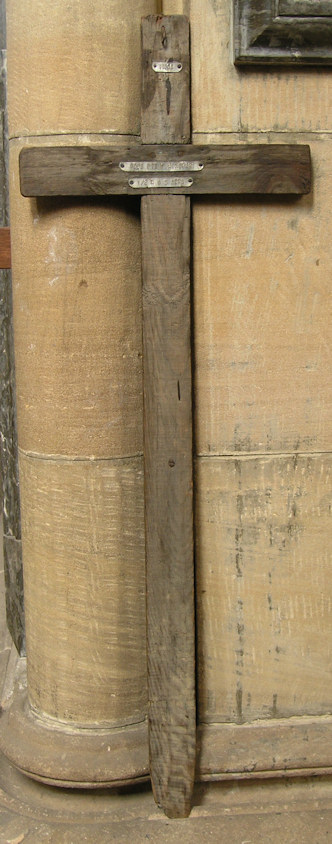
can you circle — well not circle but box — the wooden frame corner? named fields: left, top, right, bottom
left=234, top=0, right=332, bottom=65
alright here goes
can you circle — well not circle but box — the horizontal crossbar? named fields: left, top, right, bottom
left=19, top=144, right=311, bottom=197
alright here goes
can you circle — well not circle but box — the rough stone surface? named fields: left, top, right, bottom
left=0, top=0, right=24, bottom=654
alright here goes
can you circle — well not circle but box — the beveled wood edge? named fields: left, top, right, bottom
left=199, top=767, right=332, bottom=781
left=198, top=719, right=332, bottom=779
left=234, top=0, right=332, bottom=64
left=142, top=196, right=195, bottom=818
left=142, top=14, right=195, bottom=821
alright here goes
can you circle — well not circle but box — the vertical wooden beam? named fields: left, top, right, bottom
left=141, top=15, right=196, bottom=818
left=141, top=16, right=190, bottom=145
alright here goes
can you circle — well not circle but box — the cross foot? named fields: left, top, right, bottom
left=18, top=14, right=311, bottom=821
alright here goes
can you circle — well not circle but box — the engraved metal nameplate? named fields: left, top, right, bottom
left=120, top=161, right=203, bottom=172
left=129, top=177, right=193, bottom=189
left=152, top=61, right=182, bottom=72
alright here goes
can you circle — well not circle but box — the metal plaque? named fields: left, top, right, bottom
left=120, top=160, right=203, bottom=172
left=128, top=176, right=193, bottom=189
left=152, top=60, right=182, bottom=72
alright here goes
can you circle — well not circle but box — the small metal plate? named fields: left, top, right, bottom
left=129, top=177, right=193, bottom=189
left=152, top=61, right=182, bottom=72
left=120, top=161, right=203, bottom=172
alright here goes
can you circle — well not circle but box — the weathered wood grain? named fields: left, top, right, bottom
left=141, top=15, right=190, bottom=144
left=196, top=454, right=332, bottom=726
left=11, top=0, right=321, bottom=801
left=185, top=0, right=332, bottom=133
left=19, top=143, right=311, bottom=197
left=192, top=137, right=331, bottom=457
left=279, top=0, right=332, bottom=15
left=198, top=717, right=332, bottom=779
left=153, top=0, right=332, bottom=791
left=234, top=0, right=332, bottom=64
left=141, top=15, right=195, bottom=819
left=0, top=227, right=11, bottom=268
left=142, top=194, right=195, bottom=818
left=182, top=0, right=332, bottom=788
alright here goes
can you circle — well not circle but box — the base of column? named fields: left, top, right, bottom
left=0, top=648, right=149, bottom=788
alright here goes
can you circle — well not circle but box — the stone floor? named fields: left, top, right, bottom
left=0, top=525, right=332, bottom=842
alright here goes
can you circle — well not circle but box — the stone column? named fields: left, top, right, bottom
left=0, top=0, right=158, bottom=787
left=0, top=0, right=24, bottom=656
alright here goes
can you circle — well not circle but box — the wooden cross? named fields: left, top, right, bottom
left=19, top=15, right=311, bottom=820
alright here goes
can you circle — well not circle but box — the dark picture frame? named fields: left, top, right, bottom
left=234, top=0, right=332, bottom=64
